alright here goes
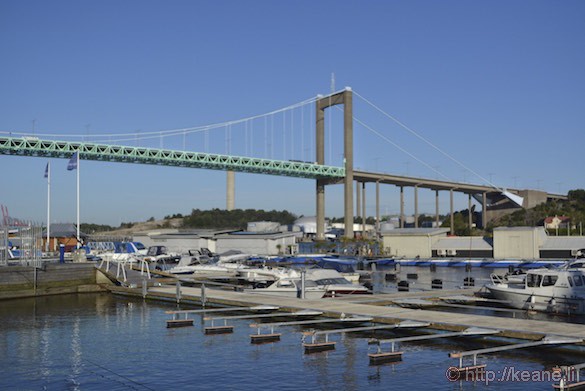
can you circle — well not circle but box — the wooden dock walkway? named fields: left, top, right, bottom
left=108, top=284, right=585, bottom=342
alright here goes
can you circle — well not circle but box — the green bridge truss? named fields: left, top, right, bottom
left=0, top=136, right=345, bottom=180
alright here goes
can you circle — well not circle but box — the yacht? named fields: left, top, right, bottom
left=305, top=269, right=371, bottom=296
left=486, top=263, right=585, bottom=315
left=244, top=277, right=327, bottom=299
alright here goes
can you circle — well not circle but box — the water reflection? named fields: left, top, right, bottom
left=69, top=316, right=81, bottom=390
left=40, top=318, right=52, bottom=381
left=0, top=292, right=582, bottom=390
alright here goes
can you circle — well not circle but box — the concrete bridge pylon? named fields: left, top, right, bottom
left=316, top=87, right=353, bottom=240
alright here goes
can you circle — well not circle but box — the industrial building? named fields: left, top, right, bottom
left=133, top=221, right=584, bottom=260
left=380, top=226, right=585, bottom=260
left=134, top=223, right=299, bottom=256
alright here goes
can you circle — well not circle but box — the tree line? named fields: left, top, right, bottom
left=81, top=189, right=585, bottom=235
left=182, top=208, right=297, bottom=229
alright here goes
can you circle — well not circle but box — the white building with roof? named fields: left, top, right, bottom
left=493, top=227, right=548, bottom=259
left=214, top=231, right=299, bottom=255
left=540, top=236, right=585, bottom=259
left=380, top=228, right=450, bottom=258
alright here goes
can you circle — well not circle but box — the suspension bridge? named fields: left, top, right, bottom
left=0, top=87, right=566, bottom=239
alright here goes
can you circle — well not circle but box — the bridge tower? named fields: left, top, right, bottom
left=315, top=87, right=353, bottom=240
left=226, top=170, right=235, bottom=211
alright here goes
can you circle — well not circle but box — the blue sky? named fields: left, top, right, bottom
left=1, top=1, right=584, bottom=226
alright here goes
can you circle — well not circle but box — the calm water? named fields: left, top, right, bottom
left=1, top=268, right=583, bottom=390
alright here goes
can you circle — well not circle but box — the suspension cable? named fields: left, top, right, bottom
left=353, top=90, right=501, bottom=191
left=1, top=96, right=319, bottom=140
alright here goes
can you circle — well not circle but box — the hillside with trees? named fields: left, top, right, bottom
left=487, top=189, right=585, bottom=234
left=84, top=189, right=585, bottom=236
left=181, top=208, right=297, bottom=229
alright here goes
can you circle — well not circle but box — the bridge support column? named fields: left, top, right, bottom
left=316, top=180, right=325, bottom=240
left=362, top=182, right=366, bottom=237
left=414, top=186, right=419, bottom=228
left=343, top=89, right=354, bottom=239
left=435, top=190, right=440, bottom=227
left=315, top=88, right=353, bottom=239
left=400, top=186, right=405, bottom=228
left=482, top=192, right=488, bottom=229
left=226, top=170, right=235, bottom=211
left=376, top=181, right=380, bottom=234
left=450, top=189, right=455, bottom=235
left=316, top=96, right=325, bottom=241
left=356, top=181, right=361, bottom=235
left=468, top=193, right=473, bottom=232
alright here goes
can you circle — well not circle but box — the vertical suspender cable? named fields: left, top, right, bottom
left=291, top=107, right=294, bottom=160
left=301, top=105, right=304, bottom=161
left=328, top=94, right=332, bottom=164
left=245, top=120, right=248, bottom=156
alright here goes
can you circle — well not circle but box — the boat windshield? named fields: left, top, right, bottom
left=276, top=280, right=294, bottom=287
left=315, top=278, right=351, bottom=285
left=526, top=273, right=558, bottom=287
left=541, top=275, right=558, bottom=287
left=292, top=279, right=319, bottom=288
left=526, top=274, right=542, bottom=288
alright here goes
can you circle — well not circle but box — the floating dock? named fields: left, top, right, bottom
left=104, top=268, right=585, bottom=389
left=109, top=284, right=585, bottom=341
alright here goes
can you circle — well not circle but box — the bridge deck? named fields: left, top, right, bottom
left=0, top=136, right=344, bottom=179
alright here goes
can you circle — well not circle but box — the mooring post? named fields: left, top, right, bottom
left=142, top=279, right=147, bottom=298
left=176, top=281, right=181, bottom=303
left=201, top=283, right=206, bottom=307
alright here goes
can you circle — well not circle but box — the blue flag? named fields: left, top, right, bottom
left=44, top=162, right=49, bottom=178
left=67, top=153, right=78, bottom=171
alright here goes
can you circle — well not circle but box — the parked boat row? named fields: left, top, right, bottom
left=163, top=251, right=371, bottom=299
left=392, top=258, right=567, bottom=268
left=91, top=243, right=585, bottom=314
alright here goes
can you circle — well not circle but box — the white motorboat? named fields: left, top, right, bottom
left=244, top=277, right=327, bottom=299
left=232, top=264, right=291, bottom=286
left=169, top=255, right=287, bottom=282
left=486, top=264, right=585, bottom=315
left=141, top=245, right=182, bottom=270
left=304, top=269, right=371, bottom=296
left=169, top=263, right=239, bottom=278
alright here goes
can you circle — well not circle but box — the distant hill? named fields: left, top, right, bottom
left=83, top=218, right=183, bottom=237
left=83, top=208, right=298, bottom=236
left=181, top=208, right=297, bottom=229
left=83, top=190, right=585, bottom=237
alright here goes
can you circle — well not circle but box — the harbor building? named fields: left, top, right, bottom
left=134, top=225, right=299, bottom=256
left=380, top=228, right=450, bottom=258
left=380, top=226, right=585, bottom=260
left=134, top=229, right=224, bottom=254
left=213, top=231, right=299, bottom=255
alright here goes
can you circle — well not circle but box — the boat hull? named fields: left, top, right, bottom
left=486, top=284, right=585, bottom=315
left=243, top=288, right=325, bottom=300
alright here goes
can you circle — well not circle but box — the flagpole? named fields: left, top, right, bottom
left=46, top=162, right=51, bottom=252
left=76, top=152, right=80, bottom=248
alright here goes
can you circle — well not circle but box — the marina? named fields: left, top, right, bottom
left=2, top=2, right=584, bottom=390
left=2, top=230, right=585, bottom=389
left=2, top=279, right=585, bottom=390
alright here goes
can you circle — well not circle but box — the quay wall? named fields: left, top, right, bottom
left=0, top=263, right=109, bottom=300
